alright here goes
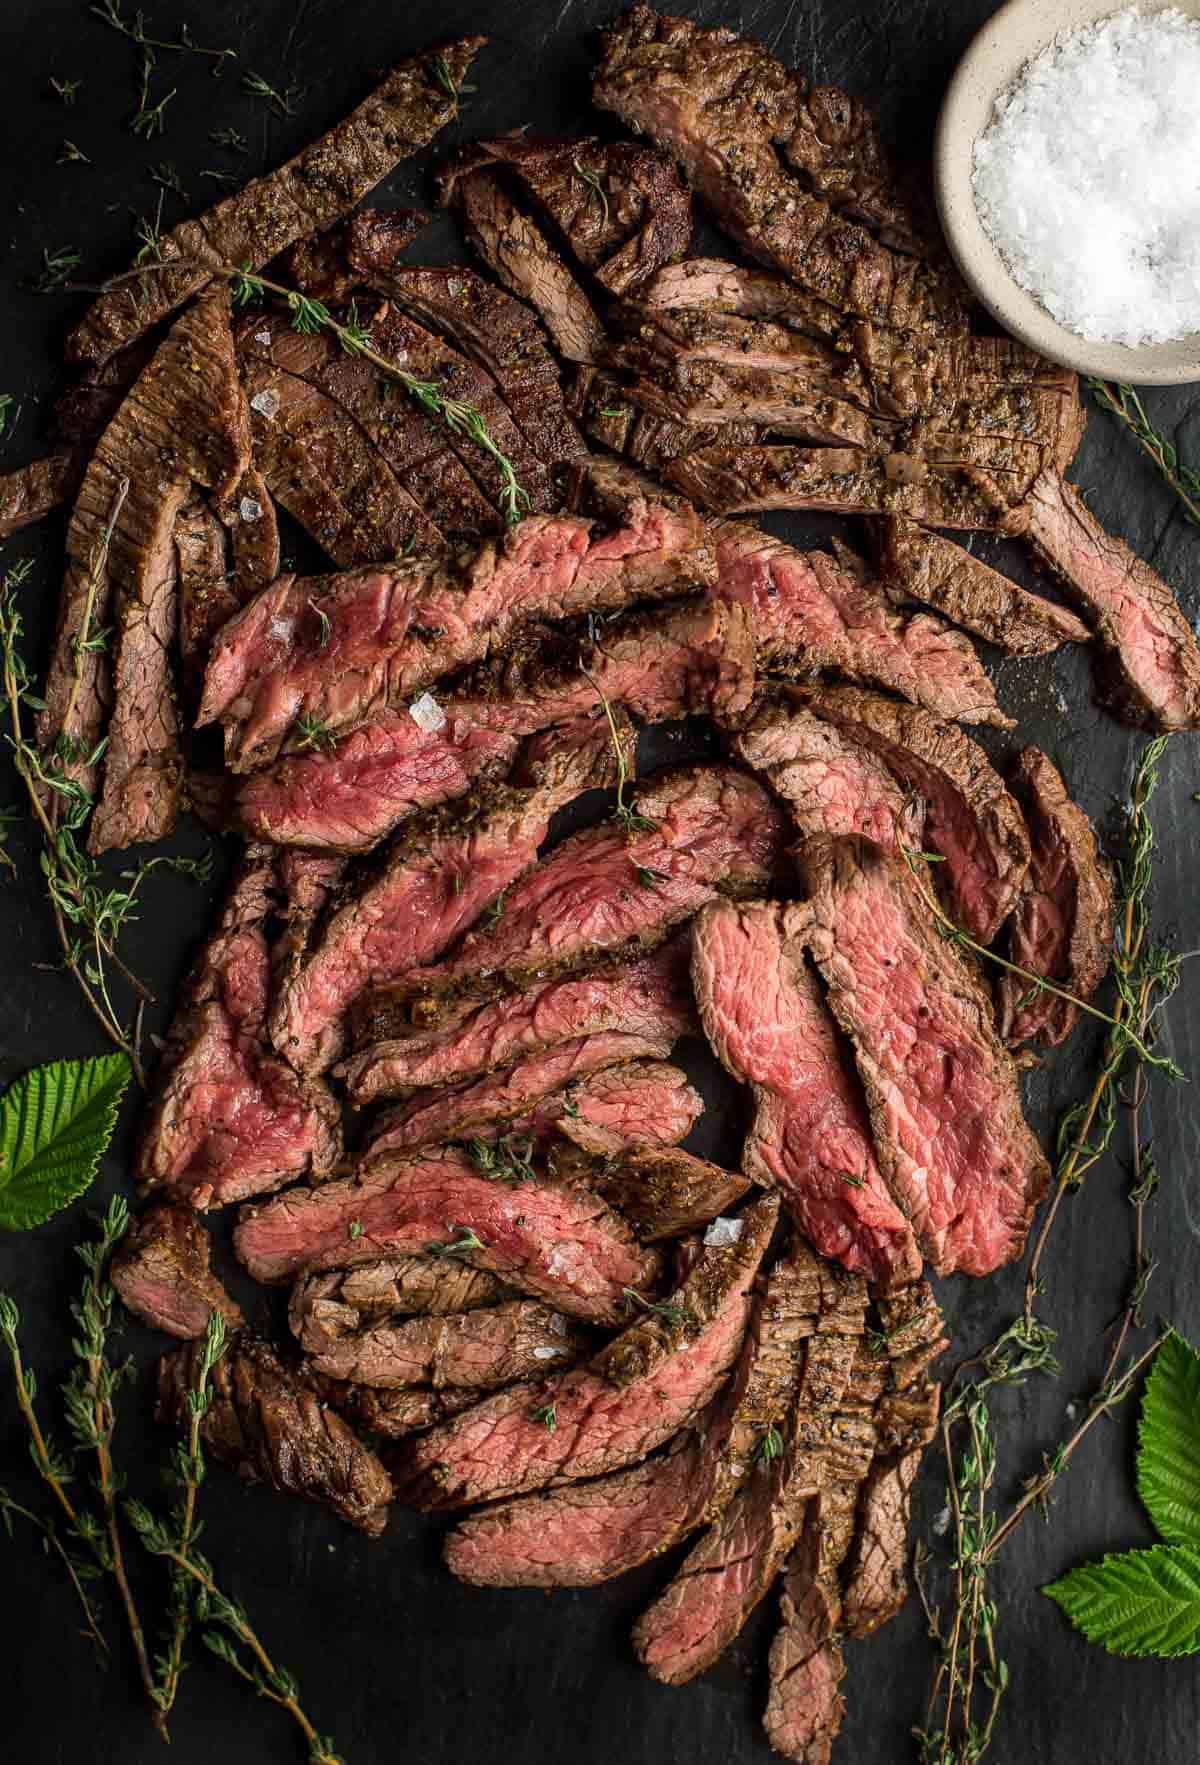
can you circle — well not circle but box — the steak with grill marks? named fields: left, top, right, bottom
left=607, top=350, right=881, bottom=448
left=796, top=836, right=1050, bottom=1276
left=301, top=1297, right=587, bottom=1390
left=156, top=1338, right=393, bottom=1535
left=589, top=1147, right=753, bottom=1243
left=391, top=1193, right=778, bottom=1510
left=290, top=1260, right=513, bottom=1353
left=692, top=900, right=920, bottom=1288
left=233, top=1144, right=659, bottom=1319
left=111, top=1203, right=244, bottom=1339
left=66, top=37, right=484, bottom=368
left=235, top=595, right=755, bottom=851
left=997, top=746, right=1114, bottom=1047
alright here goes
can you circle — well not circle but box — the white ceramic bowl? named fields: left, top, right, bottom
left=935, top=0, right=1200, bottom=384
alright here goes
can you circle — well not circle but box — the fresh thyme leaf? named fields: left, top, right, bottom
left=50, top=76, right=83, bottom=104
left=57, top=139, right=92, bottom=166
left=230, top=265, right=266, bottom=307
left=150, top=160, right=187, bottom=200
left=425, top=1225, right=485, bottom=1259
left=210, top=126, right=248, bottom=153
left=572, top=158, right=610, bottom=228
left=30, top=245, right=83, bottom=293
left=1137, top=1332, right=1200, bottom=1549
left=292, top=713, right=337, bottom=754
left=529, top=1403, right=557, bottom=1432
left=0, top=395, right=15, bottom=439
left=634, top=864, right=667, bottom=890
left=287, top=291, right=332, bottom=335
left=753, top=1424, right=784, bottom=1465
left=1087, top=380, right=1200, bottom=530
left=337, top=299, right=372, bottom=357
left=596, top=407, right=626, bottom=419
left=838, top=1170, right=865, bottom=1188
left=482, top=889, right=507, bottom=929
left=431, top=53, right=475, bottom=107
left=241, top=71, right=303, bottom=118
left=0, top=1054, right=131, bottom=1233
left=348, top=1219, right=363, bottom=1242
left=131, top=86, right=176, bottom=140
left=1044, top=1543, right=1200, bottom=1659
left=470, top=1135, right=536, bottom=1186
left=621, top=1288, right=694, bottom=1329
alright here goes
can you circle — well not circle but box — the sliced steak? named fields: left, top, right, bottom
left=874, top=1277, right=950, bottom=1392
left=793, top=683, right=1030, bottom=942
left=1027, top=467, right=1200, bottom=730
left=797, top=836, right=1050, bottom=1275
left=0, top=452, right=83, bottom=537
left=111, top=1203, right=244, bottom=1339
left=512, top=1058, right=703, bottom=1157
left=607, top=300, right=871, bottom=404
left=613, top=354, right=880, bottom=449
left=391, top=1193, right=778, bottom=1509
left=590, top=1147, right=752, bottom=1242
left=693, top=900, right=920, bottom=1288
left=281, top=206, right=431, bottom=300
left=289, top=1259, right=513, bottom=1351
left=713, top=522, right=1007, bottom=728
left=235, top=596, right=754, bottom=850
left=136, top=846, right=342, bottom=1210
left=156, top=1338, right=393, bottom=1535
left=66, top=37, right=485, bottom=367
left=175, top=497, right=232, bottom=684
left=233, top=1144, right=659, bottom=1321
left=331, top=1381, right=479, bottom=1439
left=301, top=1298, right=586, bottom=1390
left=997, top=746, right=1114, bottom=1046
left=270, top=848, right=347, bottom=1006
left=840, top=1449, right=918, bottom=1642
left=879, top=516, right=1091, bottom=655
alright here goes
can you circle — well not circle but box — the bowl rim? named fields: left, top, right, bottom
left=934, top=0, right=1200, bottom=386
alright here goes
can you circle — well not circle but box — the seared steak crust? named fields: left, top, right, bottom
left=591, top=1147, right=752, bottom=1243
left=111, top=1203, right=244, bottom=1339
left=302, top=1298, right=586, bottom=1390
left=0, top=452, right=82, bottom=537
left=290, top=1261, right=512, bottom=1353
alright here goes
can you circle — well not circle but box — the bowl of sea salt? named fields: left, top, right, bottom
left=936, top=1, right=1200, bottom=382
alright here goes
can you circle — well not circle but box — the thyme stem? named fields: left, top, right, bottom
left=1086, top=380, right=1200, bottom=529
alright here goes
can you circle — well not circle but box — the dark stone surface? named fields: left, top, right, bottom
left=0, top=3, right=1198, bottom=1762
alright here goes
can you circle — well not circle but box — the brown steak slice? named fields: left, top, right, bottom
left=290, top=1260, right=513, bottom=1352
left=997, top=746, right=1114, bottom=1046
left=614, top=355, right=879, bottom=449
left=874, top=1278, right=950, bottom=1392
left=591, top=1147, right=752, bottom=1243
left=879, top=516, right=1091, bottom=655
left=0, top=452, right=82, bottom=536
left=302, top=1298, right=586, bottom=1390
left=66, top=37, right=485, bottom=367
left=281, top=206, right=431, bottom=301
left=330, top=1382, right=479, bottom=1438
left=693, top=900, right=919, bottom=1287
left=1027, top=467, right=1200, bottom=729
left=111, top=1203, right=244, bottom=1339
left=392, top=1193, right=779, bottom=1509
left=156, top=1338, right=392, bottom=1535
left=175, top=498, right=232, bottom=683
left=797, top=836, right=1050, bottom=1275
left=136, top=846, right=342, bottom=1210
left=233, top=1144, right=659, bottom=1320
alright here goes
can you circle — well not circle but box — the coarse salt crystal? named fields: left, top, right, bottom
left=533, top=1346, right=562, bottom=1361
left=254, top=329, right=272, bottom=345
left=548, top=1312, right=569, bottom=1336
left=408, top=691, right=446, bottom=733
left=704, top=1216, right=744, bottom=1248
left=250, top=389, right=279, bottom=419
left=239, top=497, right=263, bottom=522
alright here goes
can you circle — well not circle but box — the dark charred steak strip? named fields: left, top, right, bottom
left=272, top=720, right=622, bottom=1074
left=874, top=1278, right=950, bottom=1392
left=1027, top=468, right=1200, bottom=730
left=612, top=355, right=880, bottom=449
left=345, top=936, right=695, bottom=1095
left=593, top=8, right=960, bottom=332
left=111, top=1203, right=244, bottom=1339
left=693, top=900, right=920, bottom=1288
left=590, top=1147, right=752, bottom=1243
left=392, top=1193, right=778, bottom=1510
left=0, top=452, right=83, bottom=537
left=797, top=836, right=1050, bottom=1276
left=794, top=683, right=1031, bottom=943
left=234, top=1144, right=658, bottom=1320
left=879, top=516, right=1091, bottom=655
left=236, top=596, right=754, bottom=851
left=175, top=498, right=232, bottom=682
left=396, top=763, right=784, bottom=1014
left=302, top=1298, right=586, bottom=1390
left=200, top=493, right=712, bottom=767
left=713, top=522, right=1008, bottom=728
left=156, top=1338, right=393, bottom=1535
left=505, top=1058, right=703, bottom=1157
left=66, top=37, right=485, bottom=368
left=997, top=746, right=1114, bottom=1047
left=289, top=1260, right=513, bottom=1353
left=329, top=1381, right=479, bottom=1439
left=136, top=846, right=342, bottom=1209
left=281, top=206, right=431, bottom=301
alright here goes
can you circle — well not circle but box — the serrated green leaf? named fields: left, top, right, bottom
left=1044, top=1544, right=1200, bottom=1658
left=0, top=1055, right=131, bottom=1231
left=1138, top=1332, right=1200, bottom=1546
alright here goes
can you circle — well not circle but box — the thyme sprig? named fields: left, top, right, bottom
left=426, top=1225, right=486, bottom=1259
left=50, top=76, right=83, bottom=105
left=58, top=139, right=92, bottom=166
left=293, top=713, right=337, bottom=754
left=1087, top=380, right=1200, bottom=529
left=90, top=1, right=236, bottom=67
left=31, top=246, right=83, bottom=293
left=621, top=1288, right=695, bottom=1329
left=241, top=71, right=304, bottom=118
left=431, top=53, right=475, bottom=111
left=470, top=1135, right=537, bottom=1186
left=573, top=159, right=610, bottom=228
left=583, top=673, right=654, bottom=835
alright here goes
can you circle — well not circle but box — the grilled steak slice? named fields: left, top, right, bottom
left=270, top=721, right=622, bottom=1074
left=1027, top=468, right=1200, bottom=730
left=732, top=696, right=924, bottom=852
left=590, top=1147, right=752, bottom=1242
left=302, top=1298, right=586, bottom=1390
left=874, top=1278, right=950, bottom=1392
left=693, top=900, right=920, bottom=1288
left=395, top=763, right=784, bottom=1015
left=270, top=848, right=347, bottom=1005
left=156, top=1338, right=393, bottom=1535
left=713, top=523, right=1007, bottom=728
left=175, top=498, right=231, bottom=684
left=281, top=206, right=431, bottom=300
left=608, top=300, right=871, bottom=401
left=330, top=1382, right=479, bottom=1438
left=593, top=8, right=961, bottom=333
left=0, top=452, right=83, bottom=536
left=392, top=1193, right=778, bottom=1509
left=997, top=746, right=1114, bottom=1046
left=797, top=836, right=1050, bottom=1275
left=879, top=516, right=1091, bottom=655
left=781, top=83, right=928, bottom=254
left=614, top=355, right=880, bottom=448
left=793, top=684, right=1030, bottom=942
left=511, top=1058, right=703, bottom=1157
left=234, top=1144, right=659, bottom=1319
left=111, top=1203, right=244, bottom=1339
left=137, top=847, right=342, bottom=1209
left=840, top=1449, right=919, bottom=1642
left=66, top=37, right=484, bottom=367
left=201, top=494, right=711, bottom=768
left=290, top=1260, right=513, bottom=1351
left=345, top=936, right=695, bottom=1095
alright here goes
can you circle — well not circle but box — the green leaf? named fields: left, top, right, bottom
left=1044, top=1544, right=1200, bottom=1658
left=1138, top=1332, right=1200, bottom=1546
left=0, top=1055, right=131, bottom=1231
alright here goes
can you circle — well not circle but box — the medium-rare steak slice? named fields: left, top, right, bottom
left=793, top=684, right=1030, bottom=942
left=0, top=453, right=83, bottom=537
left=693, top=900, right=920, bottom=1288
left=796, top=836, right=1050, bottom=1275
left=301, top=1298, right=586, bottom=1390
left=392, top=1193, right=778, bottom=1510
left=270, top=849, right=347, bottom=1009
left=713, top=523, right=1007, bottom=728
left=997, top=746, right=1114, bottom=1046
left=290, top=1260, right=512, bottom=1353
left=137, top=847, right=341, bottom=1210
left=344, top=936, right=695, bottom=1095
left=1027, top=468, right=1200, bottom=730
left=235, top=596, right=754, bottom=851
left=111, top=1203, right=244, bottom=1339
left=590, top=1147, right=752, bottom=1243
left=156, top=1338, right=393, bottom=1535
left=272, top=720, right=622, bottom=1074
left=879, top=516, right=1091, bottom=655
left=394, top=764, right=785, bottom=1017
left=66, top=37, right=485, bottom=367
left=233, top=1144, right=659, bottom=1321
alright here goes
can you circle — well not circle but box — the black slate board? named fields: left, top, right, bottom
left=1, top=3, right=1199, bottom=1762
